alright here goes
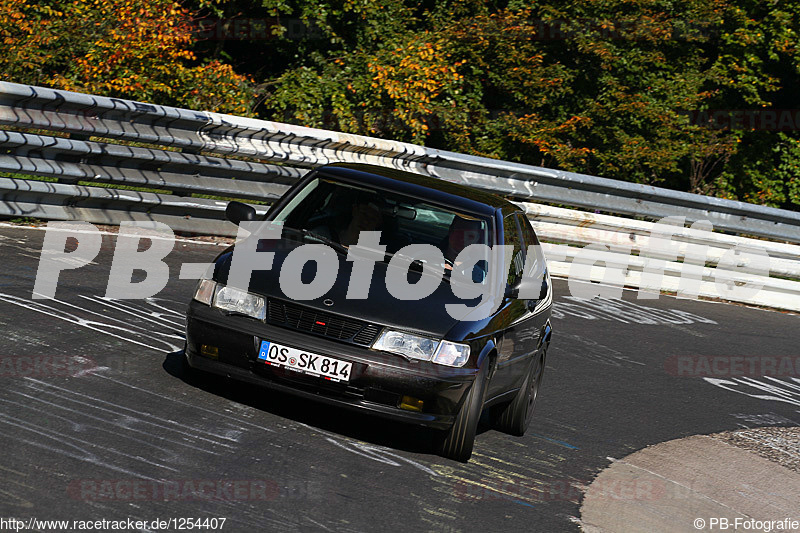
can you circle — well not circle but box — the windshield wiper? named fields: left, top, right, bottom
left=378, top=251, right=451, bottom=284
left=282, top=227, right=349, bottom=255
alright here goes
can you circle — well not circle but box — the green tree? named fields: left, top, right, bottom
left=0, top=0, right=255, bottom=115
left=3, top=0, right=800, bottom=210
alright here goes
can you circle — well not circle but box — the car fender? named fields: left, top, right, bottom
left=476, top=338, right=498, bottom=378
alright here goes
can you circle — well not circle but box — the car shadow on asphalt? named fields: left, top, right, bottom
left=162, top=349, right=493, bottom=459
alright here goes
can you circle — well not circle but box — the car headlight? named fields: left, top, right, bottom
left=372, top=330, right=470, bottom=367
left=432, top=341, right=471, bottom=367
left=372, top=330, right=438, bottom=361
left=211, top=284, right=266, bottom=320
left=193, top=279, right=216, bottom=305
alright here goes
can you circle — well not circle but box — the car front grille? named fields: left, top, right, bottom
left=267, top=298, right=382, bottom=346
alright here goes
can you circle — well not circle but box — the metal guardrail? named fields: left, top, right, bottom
left=517, top=203, right=800, bottom=311
left=3, top=81, right=800, bottom=242
left=1, top=81, right=800, bottom=311
left=1, top=130, right=301, bottom=199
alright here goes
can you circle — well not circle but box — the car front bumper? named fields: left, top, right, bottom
left=185, top=301, right=479, bottom=430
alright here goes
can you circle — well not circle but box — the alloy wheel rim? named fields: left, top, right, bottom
left=525, top=355, right=543, bottom=424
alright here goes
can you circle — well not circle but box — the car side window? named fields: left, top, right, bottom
left=504, top=214, right=524, bottom=286
left=516, top=212, right=547, bottom=285
left=516, top=213, right=540, bottom=248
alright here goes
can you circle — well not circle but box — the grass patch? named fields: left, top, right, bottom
left=75, top=180, right=174, bottom=195
left=3, top=216, right=45, bottom=225
left=0, top=172, right=59, bottom=182
left=190, top=192, right=272, bottom=205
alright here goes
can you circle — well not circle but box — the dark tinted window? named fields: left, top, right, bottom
left=516, top=213, right=540, bottom=248
left=273, top=177, right=492, bottom=252
left=516, top=212, right=546, bottom=281
left=504, top=214, right=524, bottom=285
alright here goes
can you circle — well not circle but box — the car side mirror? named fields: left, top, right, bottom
left=538, top=278, right=548, bottom=300
left=505, top=284, right=520, bottom=299
left=505, top=277, right=548, bottom=301
left=226, top=201, right=257, bottom=226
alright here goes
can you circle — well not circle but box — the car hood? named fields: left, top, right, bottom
left=211, top=239, right=496, bottom=340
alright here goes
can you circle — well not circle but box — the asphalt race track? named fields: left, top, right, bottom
left=0, top=224, right=798, bottom=532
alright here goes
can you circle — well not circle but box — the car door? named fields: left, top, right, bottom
left=493, top=212, right=546, bottom=395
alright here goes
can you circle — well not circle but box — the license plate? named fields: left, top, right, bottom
left=258, top=340, right=352, bottom=382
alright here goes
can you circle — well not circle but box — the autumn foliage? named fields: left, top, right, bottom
left=1, top=0, right=799, bottom=210
left=0, top=0, right=254, bottom=115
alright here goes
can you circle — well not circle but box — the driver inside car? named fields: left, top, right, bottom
left=442, top=215, right=489, bottom=283
left=312, top=193, right=385, bottom=247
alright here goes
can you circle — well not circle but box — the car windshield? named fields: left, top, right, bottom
left=271, top=177, right=492, bottom=256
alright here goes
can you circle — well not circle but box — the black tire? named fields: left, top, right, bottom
left=437, top=361, right=490, bottom=462
left=494, top=351, right=545, bottom=437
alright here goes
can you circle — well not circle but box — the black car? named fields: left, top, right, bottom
left=184, top=163, right=553, bottom=461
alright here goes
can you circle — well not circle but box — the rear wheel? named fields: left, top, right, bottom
left=437, top=361, right=489, bottom=462
left=495, top=351, right=545, bottom=436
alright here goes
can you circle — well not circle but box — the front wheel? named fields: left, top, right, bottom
left=437, top=361, right=489, bottom=462
left=494, top=351, right=545, bottom=436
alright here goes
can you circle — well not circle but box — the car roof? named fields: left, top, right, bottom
left=316, top=163, right=515, bottom=217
